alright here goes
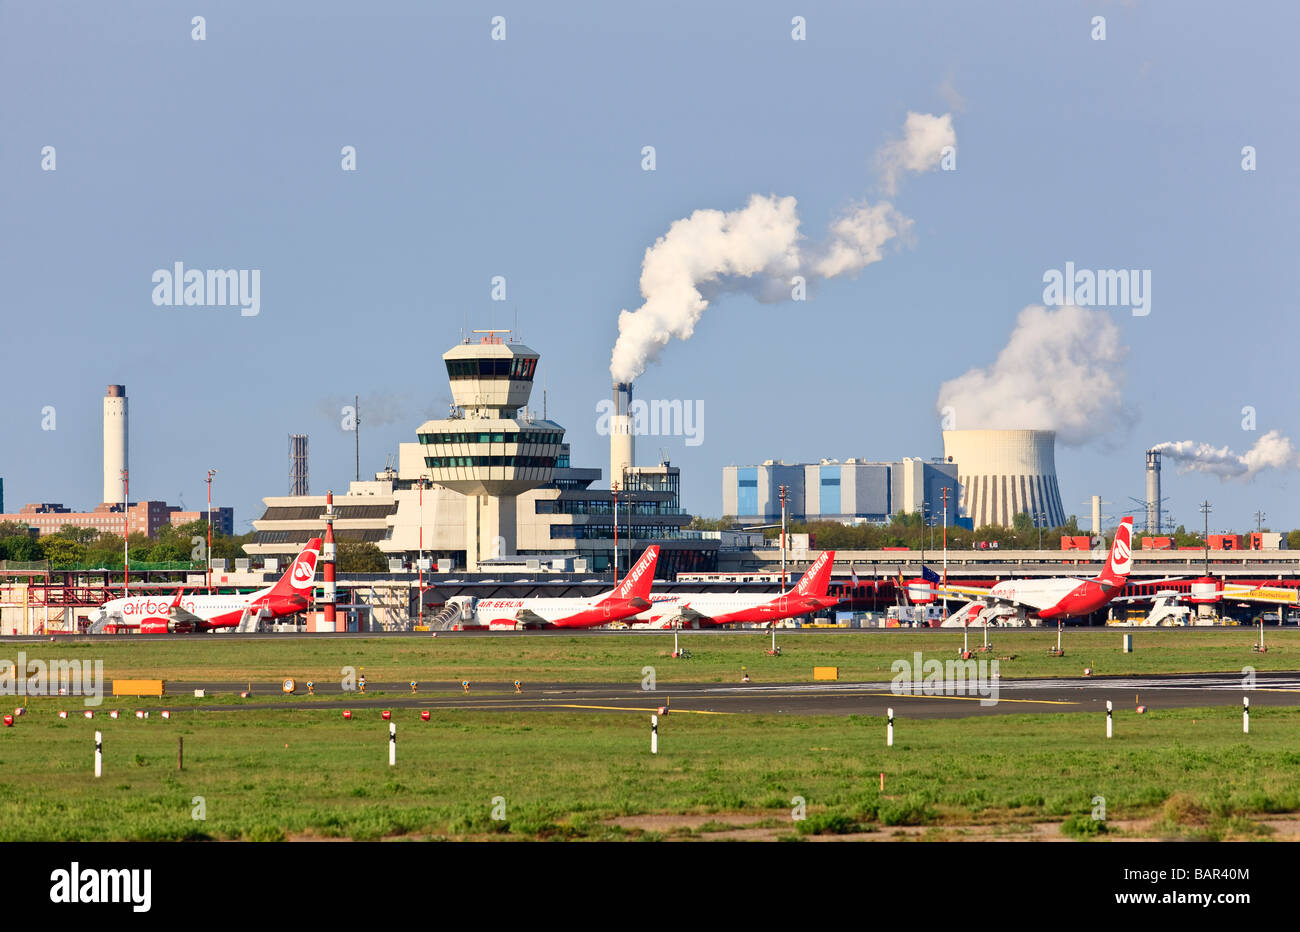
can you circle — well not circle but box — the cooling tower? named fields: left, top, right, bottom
left=103, top=384, right=128, bottom=505
left=941, top=429, right=1066, bottom=530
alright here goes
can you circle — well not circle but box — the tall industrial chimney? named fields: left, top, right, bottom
left=1145, top=449, right=1161, bottom=534
left=289, top=434, right=310, bottom=496
left=610, top=382, right=635, bottom=488
left=103, top=385, right=128, bottom=505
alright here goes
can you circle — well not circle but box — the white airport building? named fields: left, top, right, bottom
left=246, top=333, right=717, bottom=577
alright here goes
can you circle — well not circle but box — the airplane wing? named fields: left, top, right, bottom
left=931, top=584, right=994, bottom=601
left=513, top=608, right=553, bottom=629
left=933, top=586, right=1060, bottom=613
left=167, top=604, right=207, bottom=628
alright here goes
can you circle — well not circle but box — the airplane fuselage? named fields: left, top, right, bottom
left=628, top=591, right=839, bottom=628
left=985, top=576, right=1119, bottom=620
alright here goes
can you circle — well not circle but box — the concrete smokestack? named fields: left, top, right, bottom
left=611, top=382, right=635, bottom=489
left=1145, top=449, right=1161, bottom=534
left=103, top=385, right=128, bottom=505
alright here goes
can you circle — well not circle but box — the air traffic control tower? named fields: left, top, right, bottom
left=415, top=331, right=565, bottom=571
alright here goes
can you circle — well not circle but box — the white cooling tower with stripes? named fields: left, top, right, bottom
left=942, top=429, right=1066, bottom=529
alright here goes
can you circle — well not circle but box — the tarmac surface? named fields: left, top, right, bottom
left=161, top=671, right=1300, bottom=719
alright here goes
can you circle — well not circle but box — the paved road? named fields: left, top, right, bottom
left=158, top=671, right=1300, bottom=719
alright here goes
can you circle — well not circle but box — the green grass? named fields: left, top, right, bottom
left=25, top=629, right=1300, bottom=687
left=1, top=701, right=1298, bottom=840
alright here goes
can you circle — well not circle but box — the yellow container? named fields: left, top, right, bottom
left=112, top=679, right=164, bottom=697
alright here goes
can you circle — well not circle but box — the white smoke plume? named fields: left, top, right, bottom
left=1152, top=429, right=1298, bottom=479
left=609, top=112, right=953, bottom=384
left=935, top=305, right=1131, bottom=446
left=876, top=111, right=956, bottom=196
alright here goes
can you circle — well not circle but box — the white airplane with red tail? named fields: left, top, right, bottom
left=937, top=518, right=1135, bottom=627
left=475, top=545, right=660, bottom=629
left=631, top=550, right=840, bottom=628
left=89, top=538, right=322, bottom=633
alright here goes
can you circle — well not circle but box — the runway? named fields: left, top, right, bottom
left=163, top=671, right=1300, bottom=719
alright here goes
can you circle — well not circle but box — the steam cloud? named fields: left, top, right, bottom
left=935, top=305, right=1130, bottom=446
left=609, top=112, right=954, bottom=384
left=877, top=112, right=956, bottom=196
left=1152, top=430, right=1298, bottom=480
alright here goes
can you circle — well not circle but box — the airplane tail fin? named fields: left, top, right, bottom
left=791, top=550, right=836, bottom=598
left=610, top=545, right=660, bottom=604
left=1096, top=517, right=1134, bottom=586
left=266, top=538, right=323, bottom=600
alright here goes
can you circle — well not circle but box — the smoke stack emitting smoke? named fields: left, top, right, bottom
left=609, top=112, right=955, bottom=384
left=1151, top=430, right=1298, bottom=480
left=936, top=305, right=1131, bottom=446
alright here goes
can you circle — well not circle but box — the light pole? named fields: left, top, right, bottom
left=941, top=486, right=949, bottom=623
left=1200, top=500, right=1212, bottom=577
left=121, top=468, right=129, bottom=598
left=1034, top=510, right=1046, bottom=552
left=919, top=503, right=927, bottom=567
left=417, top=477, right=426, bottom=628
left=623, top=466, right=632, bottom=579
left=206, top=469, right=217, bottom=591
left=779, top=485, right=788, bottom=589
left=611, top=481, right=619, bottom=582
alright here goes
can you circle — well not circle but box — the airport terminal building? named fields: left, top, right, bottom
left=246, top=334, right=717, bottom=577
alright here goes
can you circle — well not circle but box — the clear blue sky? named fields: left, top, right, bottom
left=2, top=1, right=1297, bottom=535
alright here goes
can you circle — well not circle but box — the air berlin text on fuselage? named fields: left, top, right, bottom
left=151, top=262, right=260, bottom=317
left=121, top=599, right=199, bottom=616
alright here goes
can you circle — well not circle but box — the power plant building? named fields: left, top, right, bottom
left=723, top=458, right=959, bottom=525
left=0, top=382, right=234, bottom=538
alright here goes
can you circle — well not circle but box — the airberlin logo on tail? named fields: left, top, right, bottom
left=292, top=553, right=318, bottom=586
left=1109, top=523, right=1133, bottom=575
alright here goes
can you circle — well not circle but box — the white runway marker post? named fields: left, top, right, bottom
left=388, top=722, right=396, bottom=766
left=94, top=731, right=102, bottom=778
left=1106, top=700, right=1113, bottom=739
left=887, top=708, right=894, bottom=747
left=1244, top=696, right=1250, bottom=735
left=651, top=714, right=658, bottom=754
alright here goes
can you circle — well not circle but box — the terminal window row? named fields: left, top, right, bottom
left=418, top=431, right=563, bottom=445
left=425, top=455, right=557, bottom=469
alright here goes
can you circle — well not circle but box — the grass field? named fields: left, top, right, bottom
left=13, top=628, right=1298, bottom=687
left=1, top=701, right=1297, bottom=841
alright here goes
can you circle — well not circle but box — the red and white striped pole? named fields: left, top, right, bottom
left=323, top=491, right=337, bottom=632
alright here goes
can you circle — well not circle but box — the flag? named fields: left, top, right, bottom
left=920, top=565, right=940, bottom=584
